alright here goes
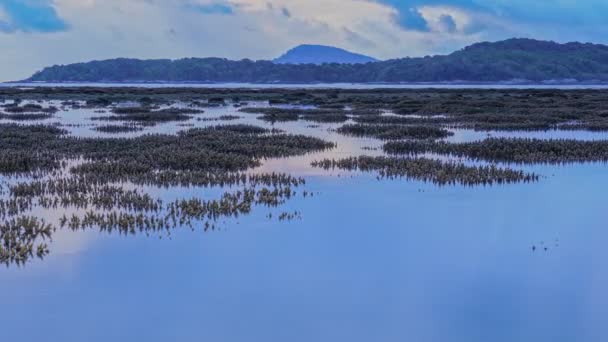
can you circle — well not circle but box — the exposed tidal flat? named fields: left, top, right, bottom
left=2, top=87, right=608, bottom=341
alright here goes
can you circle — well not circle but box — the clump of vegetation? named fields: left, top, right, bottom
left=0, top=113, right=54, bottom=121
left=300, top=113, right=348, bottom=123
left=239, top=108, right=297, bottom=115
left=0, top=125, right=67, bottom=173
left=90, top=106, right=204, bottom=124
left=93, top=124, right=144, bottom=133
left=95, top=108, right=196, bottom=123
left=217, top=115, right=241, bottom=121
left=0, top=124, right=332, bottom=175
left=258, top=112, right=300, bottom=122
left=3, top=103, right=58, bottom=114
left=240, top=107, right=372, bottom=124
left=312, top=156, right=538, bottom=185
left=336, top=124, right=453, bottom=140
left=0, top=103, right=58, bottom=121
left=352, top=115, right=420, bottom=125
left=111, top=106, right=154, bottom=114
left=383, top=138, right=608, bottom=164
left=157, top=108, right=204, bottom=115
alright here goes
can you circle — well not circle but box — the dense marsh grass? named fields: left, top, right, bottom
left=312, top=156, right=538, bottom=185
left=384, top=138, right=608, bottom=164
left=336, top=124, right=453, bottom=140
left=93, top=124, right=144, bottom=133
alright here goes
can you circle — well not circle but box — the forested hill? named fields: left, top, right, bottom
left=25, top=39, right=608, bottom=83
left=273, top=44, right=377, bottom=64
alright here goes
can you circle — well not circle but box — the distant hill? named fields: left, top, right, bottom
left=273, top=44, right=378, bottom=65
left=25, top=39, right=608, bottom=83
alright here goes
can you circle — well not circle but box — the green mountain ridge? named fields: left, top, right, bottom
left=25, top=38, right=608, bottom=83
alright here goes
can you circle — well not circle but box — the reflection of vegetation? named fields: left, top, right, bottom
left=1, top=178, right=304, bottom=266
left=312, top=156, right=538, bottom=185
left=10, top=173, right=304, bottom=201
left=57, top=185, right=298, bottom=233
left=0, top=216, right=52, bottom=266
left=384, top=138, right=608, bottom=163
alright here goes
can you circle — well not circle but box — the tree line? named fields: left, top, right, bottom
left=26, top=39, right=608, bottom=83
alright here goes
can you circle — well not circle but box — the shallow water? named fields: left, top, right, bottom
left=2, top=101, right=608, bottom=342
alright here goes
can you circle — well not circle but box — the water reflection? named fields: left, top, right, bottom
left=2, top=166, right=608, bottom=341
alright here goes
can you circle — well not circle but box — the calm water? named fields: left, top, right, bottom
left=5, top=82, right=608, bottom=89
left=2, top=100, right=608, bottom=341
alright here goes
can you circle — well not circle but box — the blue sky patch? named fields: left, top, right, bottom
left=0, top=0, right=68, bottom=33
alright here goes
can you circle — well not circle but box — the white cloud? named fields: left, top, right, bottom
left=0, top=6, right=9, bottom=21
left=0, top=0, right=550, bottom=81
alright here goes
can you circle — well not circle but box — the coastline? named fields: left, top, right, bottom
left=4, top=81, right=608, bottom=90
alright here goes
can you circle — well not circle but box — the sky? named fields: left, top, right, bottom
left=0, top=0, right=606, bottom=81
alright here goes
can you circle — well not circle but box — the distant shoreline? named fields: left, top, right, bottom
left=23, top=39, right=608, bottom=85
left=4, top=81, right=608, bottom=90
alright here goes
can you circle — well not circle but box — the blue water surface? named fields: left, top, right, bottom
left=1, top=98, right=607, bottom=342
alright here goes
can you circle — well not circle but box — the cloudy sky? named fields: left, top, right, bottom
left=0, top=0, right=606, bottom=81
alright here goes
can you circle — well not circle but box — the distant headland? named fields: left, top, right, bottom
left=24, top=39, right=608, bottom=83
